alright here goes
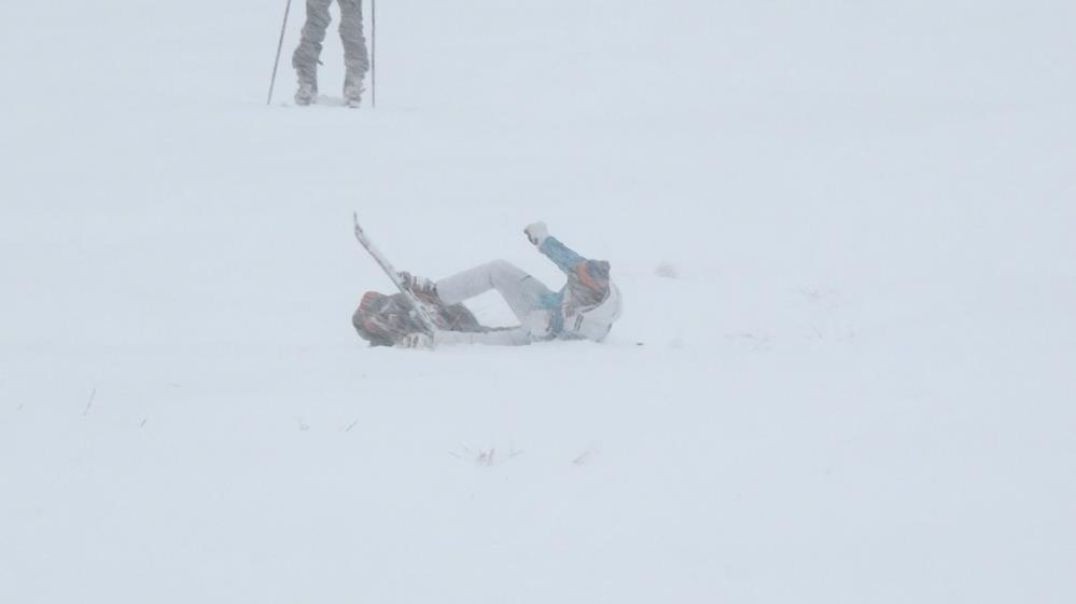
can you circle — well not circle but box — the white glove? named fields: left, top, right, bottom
left=522, top=310, right=555, bottom=339
left=524, top=222, right=549, bottom=247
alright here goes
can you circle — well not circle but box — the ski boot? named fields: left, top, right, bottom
left=343, top=72, right=364, bottom=108
left=295, top=81, right=318, bottom=106
left=343, top=84, right=364, bottom=109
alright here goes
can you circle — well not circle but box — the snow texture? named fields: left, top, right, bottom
left=2, top=1, right=1075, bottom=603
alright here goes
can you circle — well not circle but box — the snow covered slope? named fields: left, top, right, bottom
left=2, top=1, right=1075, bottom=602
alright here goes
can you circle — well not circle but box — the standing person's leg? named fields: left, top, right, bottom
left=291, top=0, right=334, bottom=104
left=436, top=260, right=555, bottom=323
left=337, top=0, right=369, bottom=104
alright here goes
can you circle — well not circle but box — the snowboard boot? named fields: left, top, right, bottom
left=398, top=271, right=440, bottom=306
left=396, top=272, right=491, bottom=332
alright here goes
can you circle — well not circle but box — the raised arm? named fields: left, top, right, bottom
left=524, top=222, right=586, bottom=274
left=524, top=222, right=612, bottom=314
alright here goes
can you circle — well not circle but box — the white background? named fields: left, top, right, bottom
left=2, top=1, right=1075, bottom=602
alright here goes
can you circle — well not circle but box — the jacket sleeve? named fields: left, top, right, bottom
left=538, top=236, right=586, bottom=274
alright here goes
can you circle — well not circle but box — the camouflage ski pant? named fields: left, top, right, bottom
left=291, top=0, right=369, bottom=91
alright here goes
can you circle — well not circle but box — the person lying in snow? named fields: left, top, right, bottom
left=352, top=222, right=622, bottom=348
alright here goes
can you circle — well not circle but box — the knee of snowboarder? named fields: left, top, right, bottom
left=486, top=259, right=522, bottom=279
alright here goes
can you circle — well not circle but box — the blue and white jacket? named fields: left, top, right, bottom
left=532, top=237, right=622, bottom=342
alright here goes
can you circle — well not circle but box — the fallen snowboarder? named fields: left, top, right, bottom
left=353, top=222, right=622, bottom=348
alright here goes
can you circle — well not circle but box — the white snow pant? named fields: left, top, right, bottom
left=292, top=0, right=369, bottom=92
left=434, top=260, right=556, bottom=346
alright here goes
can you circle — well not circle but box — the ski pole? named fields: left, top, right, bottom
left=371, top=0, right=377, bottom=108
left=267, top=0, right=294, bottom=106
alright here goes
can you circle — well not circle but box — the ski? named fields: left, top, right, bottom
left=352, top=213, right=438, bottom=334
